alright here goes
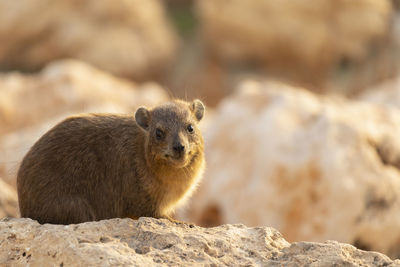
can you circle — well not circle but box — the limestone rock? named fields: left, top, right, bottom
left=0, top=60, right=169, bottom=186
left=0, top=0, right=178, bottom=80
left=0, top=217, right=398, bottom=266
left=0, top=178, right=18, bottom=219
left=197, top=0, right=391, bottom=68
left=195, top=0, right=394, bottom=89
left=359, top=76, right=400, bottom=109
left=183, top=80, right=400, bottom=259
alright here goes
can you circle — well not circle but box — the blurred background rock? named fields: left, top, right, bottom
left=0, top=0, right=178, bottom=81
left=2, top=0, right=400, bottom=259
left=170, top=0, right=399, bottom=105
left=2, top=0, right=398, bottom=106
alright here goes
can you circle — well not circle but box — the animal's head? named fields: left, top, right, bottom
left=135, top=99, right=205, bottom=168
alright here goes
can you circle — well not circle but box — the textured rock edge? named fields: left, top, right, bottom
left=0, top=217, right=399, bottom=266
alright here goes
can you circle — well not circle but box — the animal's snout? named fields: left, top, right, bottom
left=173, top=143, right=185, bottom=153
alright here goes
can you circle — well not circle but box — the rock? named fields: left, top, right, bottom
left=182, top=80, right=400, bottom=259
left=0, top=59, right=169, bottom=186
left=195, top=0, right=395, bottom=92
left=359, top=76, right=400, bottom=109
left=0, top=0, right=178, bottom=80
left=196, top=0, right=391, bottom=70
left=0, top=217, right=398, bottom=266
left=0, top=178, right=18, bottom=219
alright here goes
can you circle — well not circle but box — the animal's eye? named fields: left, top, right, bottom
left=187, top=124, right=194, bottom=133
left=155, top=128, right=164, bottom=140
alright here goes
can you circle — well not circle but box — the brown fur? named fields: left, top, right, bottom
left=17, top=99, right=205, bottom=224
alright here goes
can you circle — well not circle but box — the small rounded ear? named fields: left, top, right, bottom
left=191, top=99, right=205, bottom=121
left=135, top=107, right=150, bottom=130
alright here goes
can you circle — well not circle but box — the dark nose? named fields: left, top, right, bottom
left=173, top=143, right=185, bottom=153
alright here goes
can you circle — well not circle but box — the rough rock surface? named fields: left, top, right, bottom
left=0, top=0, right=177, bottom=80
left=0, top=178, right=18, bottom=218
left=0, top=60, right=168, bottom=186
left=182, top=80, right=400, bottom=259
left=0, top=217, right=398, bottom=266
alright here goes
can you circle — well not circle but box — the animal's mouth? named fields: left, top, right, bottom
left=164, top=153, right=189, bottom=168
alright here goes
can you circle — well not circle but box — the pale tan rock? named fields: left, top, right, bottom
left=0, top=178, right=18, bottom=218
left=0, top=60, right=169, bottom=186
left=197, top=0, right=391, bottom=67
left=359, top=76, right=400, bottom=109
left=195, top=0, right=393, bottom=89
left=0, top=217, right=397, bottom=266
left=183, top=80, right=400, bottom=259
left=0, top=0, right=178, bottom=80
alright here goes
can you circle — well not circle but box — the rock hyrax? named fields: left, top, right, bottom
left=17, top=99, right=205, bottom=224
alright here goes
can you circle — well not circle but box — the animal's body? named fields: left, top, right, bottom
left=17, top=100, right=205, bottom=224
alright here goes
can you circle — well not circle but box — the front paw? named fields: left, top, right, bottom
left=174, top=220, right=195, bottom=228
left=162, top=216, right=195, bottom=228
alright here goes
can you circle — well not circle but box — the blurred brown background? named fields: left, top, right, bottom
left=2, top=0, right=400, bottom=259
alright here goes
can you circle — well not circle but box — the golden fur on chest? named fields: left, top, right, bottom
left=144, top=150, right=205, bottom=216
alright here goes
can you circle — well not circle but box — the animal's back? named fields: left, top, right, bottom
left=17, top=114, right=143, bottom=224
